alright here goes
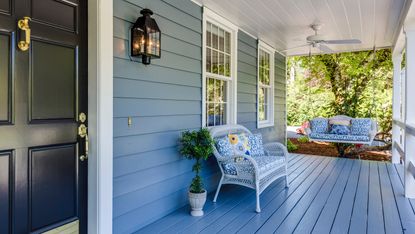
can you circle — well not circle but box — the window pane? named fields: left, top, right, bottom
left=220, top=103, right=227, bottom=125
left=206, top=77, right=227, bottom=126
left=259, top=87, right=268, bottom=121
left=212, top=24, right=218, bottom=49
left=219, top=28, right=224, bottom=51
left=206, top=48, right=211, bottom=73
left=224, top=55, right=230, bottom=77
left=219, top=53, right=224, bottom=75
left=207, top=103, right=214, bottom=126
left=259, top=66, right=264, bottom=84
left=214, top=103, right=221, bottom=126
left=259, top=87, right=264, bottom=104
left=225, top=31, right=231, bottom=54
left=207, top=78, right=214, bottom=101
left=259, top=50, right=270, bottom=85
left=214, top=79, right=226, bottom=103
left=259, top=103, right=265, bottom=121
left=212, top=50, right=218, bottom=74
left=263, top=68, right=270, bottom=85
left=264, top=87, right=268, bottom=106
left=206, top=22, right=211, bottom=47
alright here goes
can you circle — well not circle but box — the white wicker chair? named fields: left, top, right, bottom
left=209, top=124, right=289, bottom=213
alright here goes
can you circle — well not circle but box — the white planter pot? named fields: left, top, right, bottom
left=188, top=190, right=207, bottom=216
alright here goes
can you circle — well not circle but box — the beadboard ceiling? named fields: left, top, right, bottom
left=193, top=0, right=408, bottom=56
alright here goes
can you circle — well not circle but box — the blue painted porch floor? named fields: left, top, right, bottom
left=137, top=154, right=415, bottom=234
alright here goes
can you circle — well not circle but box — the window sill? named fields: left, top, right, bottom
left=258, top=121, right=274, bottom=129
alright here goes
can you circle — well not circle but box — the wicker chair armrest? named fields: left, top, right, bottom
left=263, top=142, right=289, bottom=160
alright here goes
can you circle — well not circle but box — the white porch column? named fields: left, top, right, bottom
left=392, top=56, right=402, bottom=164
left=404, top=24, right=415, bottom=198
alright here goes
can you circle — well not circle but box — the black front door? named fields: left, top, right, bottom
left=0, top=0, right=88, bottom=233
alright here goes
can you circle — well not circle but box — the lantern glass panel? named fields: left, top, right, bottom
left=147, top=29, right=160, bottom=57
left=132, top=28, right=145, bottom=56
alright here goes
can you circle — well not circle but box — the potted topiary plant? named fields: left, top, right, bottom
left=179, top=128, right=214, bottom=216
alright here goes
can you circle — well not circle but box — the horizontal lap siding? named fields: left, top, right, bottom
left=273, top=52, right=287, bottom=143
left=112, top=1, right=212, bottom=233
left=237, top=31, right=257, bottom=130
left=237, top=31, right=286, bottom=143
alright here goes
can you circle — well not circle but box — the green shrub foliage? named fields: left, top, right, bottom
left=179, top=128, right=214, bottom=193
left=287, top=139, right=298, bottom=152
left=287, top=49, right=393, bottom=138
left=298, top=136, right=310, bottom=143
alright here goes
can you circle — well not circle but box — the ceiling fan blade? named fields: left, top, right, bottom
left=319, top=44, right=334, bottom=53
left=324, top=39, right=361, bottom=44
left=281, top=44, right=310, bottom=52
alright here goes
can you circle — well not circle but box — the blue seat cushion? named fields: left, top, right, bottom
left=351, top=118, right=372, bottom=136
left=310, top=118, right=329, bottom=133
left=221, top=163, right=237, bottom=175
left=330, top=124, right=350, bottom=135
left=309, top=133, right=370, bottom=142
left=224, top=156, right=286, bottom=175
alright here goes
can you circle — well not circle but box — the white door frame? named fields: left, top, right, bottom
left=88, top=0, right=113, bottom=233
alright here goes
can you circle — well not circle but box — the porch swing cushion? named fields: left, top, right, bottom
left=309, top=132, right=370, bottom=142
left=307, top=115, right=377, bottom=144
left=351, top=118, right=372, bottom=136
left=310, top=118, right=329, bottom=133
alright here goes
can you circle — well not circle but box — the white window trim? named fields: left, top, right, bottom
left=202, top=7, right=238, bottom=127
left=257, top=41, right=275, bottom=128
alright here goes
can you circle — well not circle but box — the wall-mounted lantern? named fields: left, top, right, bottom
left=131, top=9, right=161, bottom=65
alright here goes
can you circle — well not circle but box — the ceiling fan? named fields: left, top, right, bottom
left=284, top=24, right=361, bottom=54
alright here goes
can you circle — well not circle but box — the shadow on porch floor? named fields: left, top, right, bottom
left=137, top=154, right=415, bottom=234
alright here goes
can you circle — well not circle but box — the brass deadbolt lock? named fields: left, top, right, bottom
left=78, top=124, right=87, bottom=138
left=79, top=112, right=87, bottom=123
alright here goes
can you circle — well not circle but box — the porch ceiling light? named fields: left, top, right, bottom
left=131, top=9, right=161, bottom=65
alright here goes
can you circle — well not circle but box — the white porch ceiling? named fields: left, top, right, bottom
left=193, top=0, right=408, bottom=56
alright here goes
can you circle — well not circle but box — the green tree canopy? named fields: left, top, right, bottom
left=287, top=49, right=393, bottom=135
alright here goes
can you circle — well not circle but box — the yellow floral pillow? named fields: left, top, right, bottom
left=228, top=133, right=251, bottom=157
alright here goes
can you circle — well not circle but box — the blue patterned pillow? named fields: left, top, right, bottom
left=311, top=118, right=329, bottom=133
left=351, top=119, right=372, bottom=136
left=248, top=134, right=265, bottom=156
left=215, top=136, right=233, bottom=157
left=330, top=124, right=350, bottom=135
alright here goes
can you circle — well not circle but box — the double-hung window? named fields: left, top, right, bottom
left=203, top=9, right=237, bottom=127
left=257, top=41, right=275, bottom=128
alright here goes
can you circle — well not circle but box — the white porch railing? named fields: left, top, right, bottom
left=392, top=58, right=415, bottom=198
left=392, top=119, right=415, bottom=179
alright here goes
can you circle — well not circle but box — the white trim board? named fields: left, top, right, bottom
left=87, top=0, right=113, bottom=233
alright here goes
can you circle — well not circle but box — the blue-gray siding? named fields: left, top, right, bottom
left=113, top=1, right=286, bottom=233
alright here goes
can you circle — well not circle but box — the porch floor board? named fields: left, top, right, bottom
left=137, top=154, right=415, bottom=234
